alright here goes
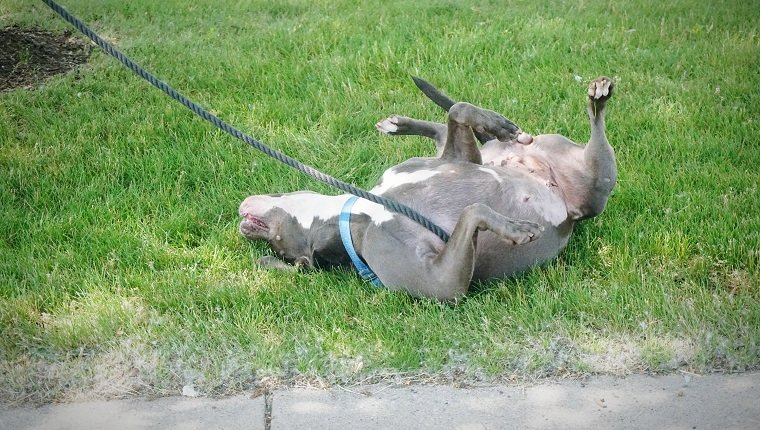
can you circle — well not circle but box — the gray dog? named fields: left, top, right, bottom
left=239, top=76, right=616, bottom=301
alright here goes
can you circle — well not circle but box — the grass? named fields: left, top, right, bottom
left=1, top=0, right=758, bottom=402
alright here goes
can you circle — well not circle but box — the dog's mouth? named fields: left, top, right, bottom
left=242, top=214, right=268, bottom=231
left=239, top=213, right=270, bottom=239
left=246, top=214, right=268, bottom=229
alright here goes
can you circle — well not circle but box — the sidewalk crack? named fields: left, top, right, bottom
left=264, top=390, right=273, bottom=430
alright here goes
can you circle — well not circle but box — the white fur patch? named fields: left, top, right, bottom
left=371, top=168, right=440, bottom=194
left=353, top=198, right=395, bottom=225
left=356, top=167, right=442, bottom=226
left=376, top=117, right=399, bottom=133
left=245, top=168, right=441, bottom=229
left=251, top=193, right=348, bottom=229
left=248, top=193, right=396, bottom=228
left=478, top=167, right=503, bottom=183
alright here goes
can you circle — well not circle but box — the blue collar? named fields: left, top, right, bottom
left=339, top=196, right=383, bottom=287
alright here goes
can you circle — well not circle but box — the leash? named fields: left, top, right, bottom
left=41, top=0, right=450, bottom=244
left=339, top=196, right=383, bottom=287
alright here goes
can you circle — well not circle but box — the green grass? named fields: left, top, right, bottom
left=1, top=0, right=758, bottom=402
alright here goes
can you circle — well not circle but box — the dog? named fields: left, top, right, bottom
left=239, top=76, right=616, bottom=301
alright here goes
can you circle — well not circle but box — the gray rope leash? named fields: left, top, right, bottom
left=41, top=0, right=450, bottom=243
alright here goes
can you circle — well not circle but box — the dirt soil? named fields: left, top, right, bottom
left=0, top=26, right=91, bottom=91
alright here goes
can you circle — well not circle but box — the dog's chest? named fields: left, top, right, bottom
left=366, top=159, right=568, bottom=228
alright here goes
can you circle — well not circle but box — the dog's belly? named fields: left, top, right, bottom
left=375, top=158, right=573, bottom=278
left=472, top=220, right=574, bottom=281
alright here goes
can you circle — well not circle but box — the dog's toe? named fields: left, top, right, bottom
left=588, top=77, right=614, bottom=101
left=512, top=220, right=543, bottom=244
left=376, top=116, right=399, bottom=134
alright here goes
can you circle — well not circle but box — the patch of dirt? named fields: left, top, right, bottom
left=0, top=26, right=91, bottom=91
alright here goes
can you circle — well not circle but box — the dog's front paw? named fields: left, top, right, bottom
left=257, top=256, right=298, bottom=272
left=502, top=219, right=544, bottom=245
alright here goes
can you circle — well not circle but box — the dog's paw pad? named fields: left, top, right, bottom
left=508, top=220, right=543, bottom=245
left=376, top=116, right=399, bottom=134
left=588, top=77, right=614, bottom=101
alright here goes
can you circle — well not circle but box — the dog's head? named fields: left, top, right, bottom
left=239, top=193, right=315, bottom=267
left=239, top=192, right=353, bottom=268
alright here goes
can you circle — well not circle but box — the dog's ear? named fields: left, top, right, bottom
left=294, top=256, right=313, bottom=269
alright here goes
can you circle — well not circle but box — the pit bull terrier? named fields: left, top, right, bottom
left=239, top=76, right=616, bottom=301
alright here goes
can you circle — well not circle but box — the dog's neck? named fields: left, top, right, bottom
left=309, top=213, right=375, bottom=268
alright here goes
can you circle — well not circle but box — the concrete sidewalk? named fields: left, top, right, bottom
left=1, top=373, right=758, bottom=429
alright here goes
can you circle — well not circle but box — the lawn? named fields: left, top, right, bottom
left=1, top=0, right=758, bottom=402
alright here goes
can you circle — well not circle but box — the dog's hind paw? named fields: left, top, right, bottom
left=376, top=116, right=400, bottom=134
left=588, top=77, right=614, bottom=103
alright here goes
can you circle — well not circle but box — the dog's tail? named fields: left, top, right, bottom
left=411, top=76, right=494, bottom=144
left=412, top=76, right=456, bottom=112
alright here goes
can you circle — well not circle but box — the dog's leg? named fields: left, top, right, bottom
left=581, top=76, right=617, bottom=217
left=366, top=204, right=541, bottom=301
left=376, top=109, right=519, bottom=160
left=423, top=204, right=542, bottom=300
left=442, top=103, right=483, bottom=163
left=441, top=102, right=525, bottom=163
left=376, top=78, right=530, bottom=158
left=411, top=76, right=497, bottom=144
left=376, top=115, right=448, bottom=156
left=257, top=256, right=300, bottom=272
